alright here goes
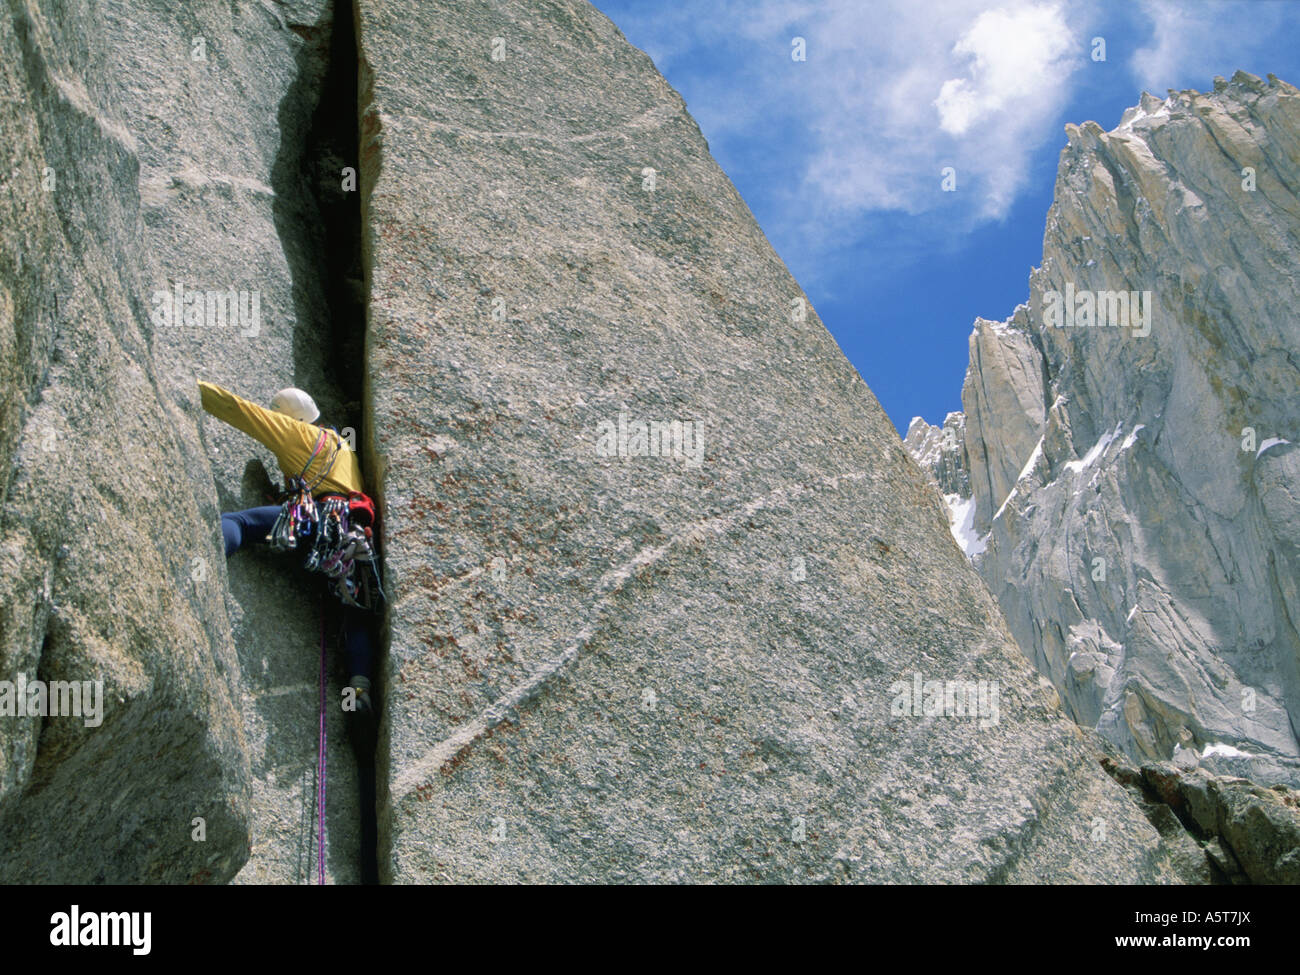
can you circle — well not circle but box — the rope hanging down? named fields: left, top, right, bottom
left=316, top=593, right=328, bottom=885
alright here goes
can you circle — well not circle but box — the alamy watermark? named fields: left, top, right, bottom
left=50, top=905, right=150, bottom=955
left=150, top=282, right=261, bottom=337
left=0, top=674, right=103, bottom=728
left=595, top=409, right=704, bottom=467
left=890, top=671, right=1000, bottom=728
left=1042, top=283, right=1152, bottom=337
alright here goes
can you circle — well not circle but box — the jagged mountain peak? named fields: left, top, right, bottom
left=908, top=75, right=1300, bottom=791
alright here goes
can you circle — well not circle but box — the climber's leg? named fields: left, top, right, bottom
left=341, top=603, right=374, bottom=681
left=341, top=603, right=375, bottom=715
left=221, top=505, right=282, bottom=557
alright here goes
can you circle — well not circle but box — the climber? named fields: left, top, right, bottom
left=198, top=379, right=380, bottom=715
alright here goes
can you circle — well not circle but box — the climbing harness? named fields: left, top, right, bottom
left=264, top=427, right=385, bottom=610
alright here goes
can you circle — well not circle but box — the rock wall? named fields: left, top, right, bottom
left=903, top=412, right=969, bottom=500
left=0, top=0, right=250, bottom=883
left=5, top=0, right=1240, bottom=884
left=0, top=0, right=369, bottom=883
left=1097, top=735, right=1300, bottom=884
left=908, top=73, right=1300, bottom=789
left=359, top=0, right=1184, bottom=883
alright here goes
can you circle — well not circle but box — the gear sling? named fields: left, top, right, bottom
left=268, top=426, right=384, bottom=611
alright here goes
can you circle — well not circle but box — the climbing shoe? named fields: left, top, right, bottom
left=348, top=676, right=373, bottom=716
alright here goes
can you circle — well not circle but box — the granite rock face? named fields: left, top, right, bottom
left=0, top=0, right=367, bottom=883
left=0, top=0, right=251, bottom=883
left=114, top=0, right=369, bottom=887
left=908, top=73, right=1300, bottom=789
left=359, top=0, right=1185, bottom=883
left=903, top=412, right=969, bottom=499
left=4, top=0, right=1240, bottom=884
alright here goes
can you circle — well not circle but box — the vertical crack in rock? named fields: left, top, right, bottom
left=352, top=0, right=389, bottom=886
left=299, top=0, right=379, bottom=884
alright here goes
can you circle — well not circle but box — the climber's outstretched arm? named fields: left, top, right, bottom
left=198, top=380, right=304, bottom=456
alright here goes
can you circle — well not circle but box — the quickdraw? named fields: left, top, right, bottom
left=268, top=475, right=318, bottom=551
left=267, top=429, right=336, bottom=552
left=304, top=496, right=346, bottom=572
left=308, top=493, right=385, bottom=610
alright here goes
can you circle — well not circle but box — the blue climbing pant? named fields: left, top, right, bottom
left=221, top=505, right=375, bottom=681
left=221, top=505, right=281, bottom=557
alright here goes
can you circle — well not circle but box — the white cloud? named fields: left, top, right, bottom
left=1130, top=0, right=1199, bottom=93
left=599, top=0, right=1283, bottom=289
left=612, top=1, right=1092, bottom=242
left=782, top=0, right=1089, bottom=237
left=935, top=4, right=1076, bottom=136
left=1129, top=0, right=1288, bottom=95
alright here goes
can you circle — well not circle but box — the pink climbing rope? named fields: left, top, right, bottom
left=316, top=594, right=327, bottom=885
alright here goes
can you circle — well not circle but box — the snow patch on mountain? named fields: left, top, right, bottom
left=945, top=493, right=987, bottom=558
left=1064, top=422, right=1124, bottom=475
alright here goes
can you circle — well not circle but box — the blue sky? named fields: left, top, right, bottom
left=590, top=0, right=1300, bottom=434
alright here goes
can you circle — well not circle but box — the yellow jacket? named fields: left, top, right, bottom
left=198, top=380, right=364, bottom=497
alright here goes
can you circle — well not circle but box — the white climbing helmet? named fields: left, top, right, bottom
left=270, top=387, right=320, bottom=424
